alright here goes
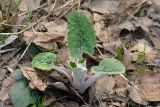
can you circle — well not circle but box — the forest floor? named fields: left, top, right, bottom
left=0, top=0, right=160, bottom=107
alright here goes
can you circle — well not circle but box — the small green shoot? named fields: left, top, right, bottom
left=136, top=52, right=145, bottom=64
left=116, top=47, right=124, bottom=62
left=136, top=46, right=146, bottom=64
left=137, top=67, right=151, bottom=75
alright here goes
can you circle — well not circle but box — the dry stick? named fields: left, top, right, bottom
left=96, top=46, right=104, bottom=59
left=70, top=87, right=88, bottom=105
left=0, top=0, right=74, bottom=36
left=56, top=1, right=78, bottom=20
left=0, top=23, right=27, bottom=27
left=78, top=0, right=81, bottom=11
left=18, top=29, right=38, bottom=61
left=18, top=3, right=48, bottom=17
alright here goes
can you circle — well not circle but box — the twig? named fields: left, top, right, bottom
left=18, top=0, right=59, bottom=61
left=96, top=46, right=104, bottom=59
left=78, top=0, right=81, bottom=11
left=0, top=23, right=27, bottom=27
left=70, top=87, right=88, bottom=105
left=0, top=0, right=74, bottom=35
left=18, top=26, right=38, bottom=61
left=18, top=3, right=48, bottom=17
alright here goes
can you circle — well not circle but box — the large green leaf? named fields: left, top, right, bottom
left=91, top=58, right=125, bottom=75
left=32, top=52, right=56, bottom=71
left=67, top=11, right=96, bottom=58
left=10, top=79, right=37, bottom=107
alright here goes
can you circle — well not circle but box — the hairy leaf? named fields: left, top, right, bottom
left=91, top=58, right=125, bottom=74
left=67, top=11, right=96, bottom=58
left=32, top=52, right=56, bottom=71
left=10, top=78, right=38, bottom=107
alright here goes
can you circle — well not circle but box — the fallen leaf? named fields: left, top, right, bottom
left=93, top=13, right=104, bottom=22
left=0, top=35, right=18, bottom=49
left=130, top=72, right=160, bottom=104
left=129, top=86, right=148, bottom=105
left=23, top=31, right=64, bottom=50
left=118, top=20, right=135, bottom=31
left=138, top=84, right=160, bottom=101
left=123, top=48, right=137, bottom=70
left=22, top=67, right=47, bottom=91
left=88, top=0, right=120, bottom=14
left=15, top=0, right=41, bottom=12
left=94, top=76, right=116, bottom=99
left=152, top=0, right=160, bottom=6
left=44, top=97, right=56, bottom=107
left=94, top=21, right=109, bottom=43
left=41, top=20, right=67, bottom=36
left=0, top=77, right=15, bottom=102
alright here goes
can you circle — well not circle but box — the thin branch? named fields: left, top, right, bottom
left=0, top=0, right=74, bottom=35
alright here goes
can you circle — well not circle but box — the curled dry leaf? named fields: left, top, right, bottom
left=23, top=31, right=64, bottom=50
left=130, top=72, right=160, bottom=104
left=21, top=67, right=47, bottom=91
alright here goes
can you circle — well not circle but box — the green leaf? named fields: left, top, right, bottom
left=32, top=52, right=56, bottom=71
left=10, top=69, right=24, bottom=80
left=137, top=67, right=151, bottom=75
left=91, top=58, right=125, bottom=75
left=116, top=47, right=123, bottom=62
left=136, top=52, right=145, bottom=64
left=10, top=78, right=38, bottom=107
left=67, top=11, right=96, bottom=58
left=69, top=61, right=77, bottom=68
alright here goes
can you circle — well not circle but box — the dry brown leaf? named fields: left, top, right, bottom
left=14, top=0, right=41, bottom=12
left=152, top=0, right=160, bottom=6
left=94, top=21, right=109, bottom=43
left=118, top=20, right=135, bottom=31
left=123, top=48, right=137, bottom=70
left=129, top=42, right=152, bottom=53
left=93, top=13, right=104, bottom=22
left=22, top=67, right=47, bottom=91
left=57, top=47, right=69, bottom=68
left=23, top=31, right=64, bottom=50
left=129, top=86, right=148, bottom=105
left=138, top=84, right=160, bottom=101
left=130, top=72, right=160, bottom=104
left=88, top=0, right=120, bottom=14
left=94, top=76, right=116, bottom=99
left=0, top=77, right=15, bottom=102
left=44, top=97, right=56, bottom=107
left=42, top=20, right=67, bottom=36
